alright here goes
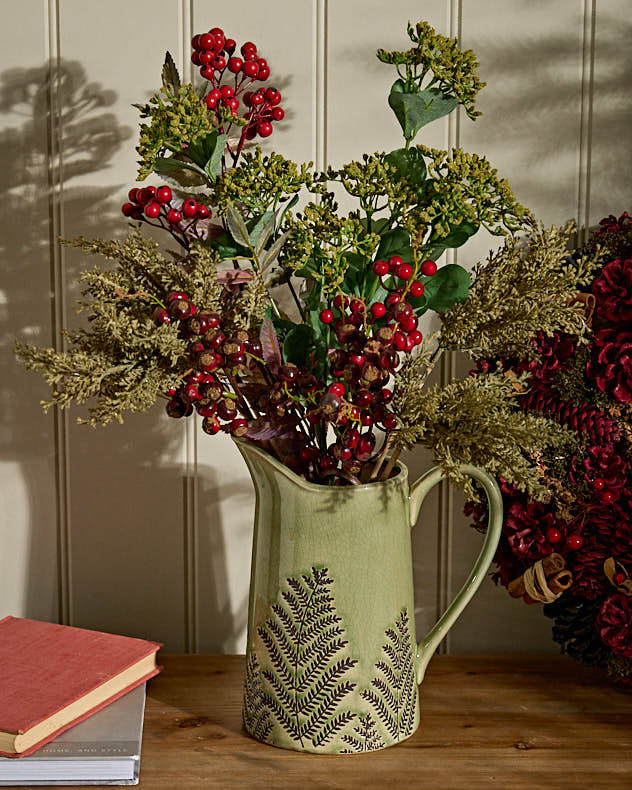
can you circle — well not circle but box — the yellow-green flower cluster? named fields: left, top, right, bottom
left=413, top=145, right=529, bottom=239
left=281, top=195, right=379, bottom=294
left=214, top=150, right=312, bottom=215
left=136, top=84, right=218, bottom=179
left=377, top=21, right=485, bottom=119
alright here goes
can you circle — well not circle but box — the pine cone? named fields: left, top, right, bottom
left=519, top=387, right=621, bottom=444
left=544, top=595, right=610, bottom=666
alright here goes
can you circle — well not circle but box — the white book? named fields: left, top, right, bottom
left=0, top=685, right=146, bottom=786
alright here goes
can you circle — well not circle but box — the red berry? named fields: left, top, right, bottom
left=546, top=527, right=562, bottom=543
left=213, top=55, right=226, bottom=70
left=258, top=121, right=273, bottom=137
left=156, top=186, right=172, bottom=204
left=602, top=490, right=616, bottom=504
left=272, top=106, right=285, bottom=121
left=220, top=85, right=234, bottom=98
left=266, top=88, right=281, bottom=105
left=350, top=299, right=364, bottom=313
left=383, top=413, right=398, bottom=430
left=208, top=88, right=221, bottom=101
left=319, top=309, right=334, bottom=324
left=593, top=477, right=606, bottom=490
left=421, top=259, right=437, bottom=276
left=241, top=41, right=257, bottom=56
left=566, top=534, right=583, bottom=551
left=224, top=38, right=236, bottom=54
left=168, top=299, right=192, bottom=321
left=394, top=330, right=407, bottom=351
left=191, top=51, right=201, bottom=66
left=199, top=33, right=215, bottom=50
left=333, top=294, right=348, bottom=310
left=153, top=307, right=171, bottom=325
left=397, top=263, right=413, bottom=280
left=167, top=291, right=188, bottom=303
left=199, top=49, right=213, bottom=66
left=128, top=187, right=140, bottom=203
left=328, top=382, right=346, bottom=397
left=191, top=34, right=202, bottom=50
left=197, top=204, right=211, bottom=219
left=144, top=202, right=161, bottom=219
left=227, top=56, right=243, bottom=73
left=381, top=388, right=393, bottom=403
left=200, top=65, right=215, bottom=80
left=166, top=208, right=182, bottom=224
left=373, top=260, right=388, bottom=276
left=385, top=293, right=401, bottom=308
left=399, top=315, right=418, bottom=332
left=202, top=416, right=221, bottom=435
left=614, top=572, right=626, bottom=584
left=257, top=58, right=268, bottom=69
left=404, top=336, right=415, bottom=353
left=410, top=330, right=423, bottom=345
left=121, top=202, right=135, bottom=217
left=409, top=280, right=424, bottom=298
left=205, top=313, right=220, bottom=329
left=370, top=302, right=386, bottom=318
left=182, top=199, right=198, bottom=218
left=251, top=92, right=265, bottom=107
left=242, top=60, right=258, bottom=78
left=230, top=418, right=249, bottom=437
left=388, top=255, right=403, bottom=271
left=257, top=65, right=270, bottom=81
left=183, top=383, right=200, bottom=402
left=224, top=97, right=239, bottom=113
left=209, top=28, right=225, bottom=48
left=355, top=390, right=374, bottom=408
left=166, top=387, right=177, bottom=397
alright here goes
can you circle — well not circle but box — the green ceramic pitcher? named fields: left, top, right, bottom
left=236, top=439, right=503, bottom=754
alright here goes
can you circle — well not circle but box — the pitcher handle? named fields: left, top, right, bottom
left=409, top=464, right=503, bottom=684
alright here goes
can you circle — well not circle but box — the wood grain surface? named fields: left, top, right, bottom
left=22, top=654, right=632, bottom=790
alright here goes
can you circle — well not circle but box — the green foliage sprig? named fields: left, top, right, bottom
left=394, top=364, right=567, bottom=499
left=440, top=222, right=601, bottom=359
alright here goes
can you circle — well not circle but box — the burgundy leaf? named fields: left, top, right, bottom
left=260, top=315, right=282, bottom=373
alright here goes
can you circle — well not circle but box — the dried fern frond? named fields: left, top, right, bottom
left=16, top=230, right=223, bottom=425
left=394, top=363, right=568, bottom=499
left=440, top=222, right=601, bottom=359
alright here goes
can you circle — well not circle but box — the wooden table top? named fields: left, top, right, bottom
left=31, top=654, right=632, bottom=789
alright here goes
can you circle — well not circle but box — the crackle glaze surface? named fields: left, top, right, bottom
left=236, top=440, right=503, bottom=753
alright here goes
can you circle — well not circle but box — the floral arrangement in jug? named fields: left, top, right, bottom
left=466, top=212, right=632, bottom=683
left=17, top=20, right=599, bottom=497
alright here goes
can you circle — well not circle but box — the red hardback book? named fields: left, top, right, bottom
left=0, top=616, right=161, bottom=758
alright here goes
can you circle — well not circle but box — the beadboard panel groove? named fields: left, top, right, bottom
left=1, top=0, right=629, bottom=653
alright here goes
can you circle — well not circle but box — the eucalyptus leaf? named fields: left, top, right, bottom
left=226, top=205, right=251, bottom=248
left=384, top=147, right=427, bottom=186
left=251, top=212, right=276, bottom=253
left=376, top=227, right=413, bottom=263
left=277, top=193, right=299, bottom=227
left=423, top=264, right=470, bottom=312
left=260, top=230, right=290, bottom=269
left=153, top=156, right=205, bottom=178
left=283, top=324, right=314, bottom=367
left=161, top=51, right=181, bottom=92
left=204, top=133, right=228, bottom=182
left=388, top=82, right=458, bottom=141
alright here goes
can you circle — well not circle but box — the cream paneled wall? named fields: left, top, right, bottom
left=1, top=1, right=629, bottom=652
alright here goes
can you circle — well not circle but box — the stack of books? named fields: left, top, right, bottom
left=0, top=617, right=161, bottom=786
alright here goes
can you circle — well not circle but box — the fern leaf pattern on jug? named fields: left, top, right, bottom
left=253, top=566, right=359, bottom=749
left=360, top=608, right=418, bottom=741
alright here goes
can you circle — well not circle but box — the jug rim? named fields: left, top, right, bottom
left=233, top=437, right=409, bottom=493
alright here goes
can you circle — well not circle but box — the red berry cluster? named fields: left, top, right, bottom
left=191, top=27, right=285, bottom=142
left=158, top=290, right=259, bottom=437
left=121, top=186, right=211, bottom=248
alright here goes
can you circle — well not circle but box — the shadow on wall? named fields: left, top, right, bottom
left=464, top=15, right=632, bottom=222
left=0, top=60, right=250, bottom=651
left=0, top=60, right=130, bottom=620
